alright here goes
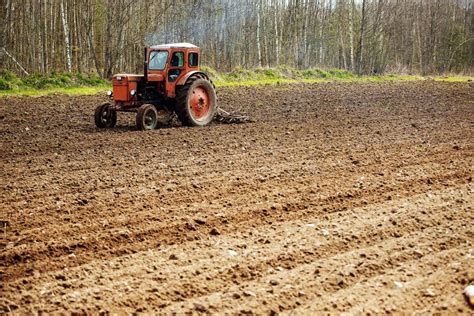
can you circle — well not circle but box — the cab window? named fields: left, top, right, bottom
left=170, top=52, right=184, bottom=67
left=189, top=53, right=199, bottom=67
left=149, top=51, right=168, bottom=70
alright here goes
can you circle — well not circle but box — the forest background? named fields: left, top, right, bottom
left=0, top=0, right=472, bottom=91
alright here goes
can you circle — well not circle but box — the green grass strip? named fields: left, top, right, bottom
left=0, top=85, right=111, bottom=97
left=0, top=68, right=471, bottom=97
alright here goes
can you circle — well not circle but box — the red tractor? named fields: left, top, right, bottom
left=95, top=43, right=217, bottom=130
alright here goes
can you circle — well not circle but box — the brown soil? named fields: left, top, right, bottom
left=0, top=81, right=473, bottom=314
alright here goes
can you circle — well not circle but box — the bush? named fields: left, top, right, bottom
left=0, top=78, right=13, bottom=90
left=302, top=69, right=329, bottom=78
left=0, top=70, right=21, bottom=90
left=76, top=73, right=107, bottom=85
left=22, top=74, right=55, bottom=89
left=19, top=72, right=108, bottom=89
left=328, top=68, right=353, bottom=78
left=0, top=70, right=19, bottom=82
left=262, top=68, right=281, bottom=79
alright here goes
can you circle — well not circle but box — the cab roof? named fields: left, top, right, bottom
left=149, top=43, right=198, bottom=49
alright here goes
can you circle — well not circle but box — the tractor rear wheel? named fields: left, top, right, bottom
left=94, top=103, right=117, bottom=128
left=176, top=78, right=217, bottom=127
left=136, top=104, right=158, bottom=130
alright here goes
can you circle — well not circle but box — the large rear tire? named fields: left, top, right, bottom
left=176, top=78, right=217, bottom=127
left=94, top=103, right=117, bottom=128
left=136, top=104, right=158, bottom=130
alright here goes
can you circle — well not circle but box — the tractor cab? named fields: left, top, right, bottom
left=144, top=43, right=201, bottom=98
left=97, top=43, right=217, bottom=130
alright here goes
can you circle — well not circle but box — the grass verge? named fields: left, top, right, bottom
left=1, top=68, right=472, bottom=97
left=0, top=71, right=110, bottom=97
left=0, top=85, right=110, bottom=97
left=432, top=76, right=474, bottom=83
left=203, top=67, right=472, bottom=86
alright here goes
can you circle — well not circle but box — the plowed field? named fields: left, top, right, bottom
left=1, top=81, right=473, bottom=314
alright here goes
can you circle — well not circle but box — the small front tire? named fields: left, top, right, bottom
left=136, top=104, right=158, bottom=130
left=95, top=103, right=117, bottom=128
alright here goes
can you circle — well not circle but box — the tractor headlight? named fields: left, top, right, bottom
left=107, top=90, right=113, bottom=97
left=130, top=89, right=136, bottom=96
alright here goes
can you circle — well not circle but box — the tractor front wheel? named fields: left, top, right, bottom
left=136, top=104, right=158, bottom=130
left=176, top=78, right=217, bottom=127
left=94, top=103, right=117, bottom=128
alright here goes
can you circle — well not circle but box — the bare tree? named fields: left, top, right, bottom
left=60, top=0, right=72, bottom=72
left=1, top=0, right=472, bottom=76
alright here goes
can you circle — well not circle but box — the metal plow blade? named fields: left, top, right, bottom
left=215, top=108, right=252, bottom=124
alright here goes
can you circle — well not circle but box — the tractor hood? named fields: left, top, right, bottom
left=111, top=74, right=144, bottom=102
left=113, top=74, right=144, bottom=82
left=112, top=73, right=164, bottom=82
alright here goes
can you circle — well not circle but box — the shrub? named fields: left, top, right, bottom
left=0, top=70, right=22, bottom=89
left=76, top=73, right=107, bottom=85
left=0, top=78, right=13, bottom=90
left=19, top=72, right=108, bottom=89
left=302, top=69, right=329, bottom=78
left=262, top=68, right=280, bottom=79
left=0, top=70, right=19, bottom=82
left=328, top=68, right=353, bottom=78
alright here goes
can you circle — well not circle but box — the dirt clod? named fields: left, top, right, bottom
left=194, top=303, right=208, bottom=312
left=244, top=290, right=257, bottom=297
left=194, top=218, right=206, bottom=225
left=210, top=227, right=220, bottom=236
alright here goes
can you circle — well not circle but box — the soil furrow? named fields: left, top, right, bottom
left=1, top=81, right=473, bottom=313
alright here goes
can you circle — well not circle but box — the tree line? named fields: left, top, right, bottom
left=1, top=0, right=473, bottom=77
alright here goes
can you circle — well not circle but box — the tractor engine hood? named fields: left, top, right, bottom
left=111, top=74, right=144, bottom=102
left=113, top=73, right=164, bottom=82
left=113, top=74, right=144, bottom=82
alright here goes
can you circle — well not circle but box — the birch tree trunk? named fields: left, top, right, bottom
left=357, top=0, right=367, bottom=74
left=274, top=0, right=280, bottom=66
left=256, top=0, right=262, bottom=67
left=303, top=0, right=309, bottom=68
left=339, top=22, right=347, bottom=70
left=60, top=0, right=72, bottom=72
left=349, top=0, right=355, bottom=71
left=319, top=0, right=325, bottom=65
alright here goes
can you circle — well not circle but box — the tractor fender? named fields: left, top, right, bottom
left=176, top=71, right=211, bottom=86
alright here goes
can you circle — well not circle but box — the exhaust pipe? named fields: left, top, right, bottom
left=144, top=47, right=148, bottom=82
